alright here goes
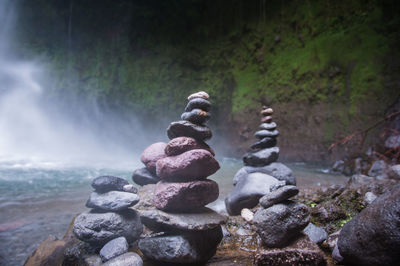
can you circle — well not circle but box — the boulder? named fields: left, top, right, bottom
left=131, top=167, right=159, bottom=186
left=233, top=163, right=295, bottom=186
left=367, top=160, right=388, bottom=179
left=102, top=252, right=143, bottom=266
left=86, top=191, right=139, bottom=212
left=181, top=109, right=210, bottom=124
left=185, top=98, right=211, bottom=112
left=91, top=176, right=129, bottom=193
left=253, top=201, right=309, bottom=248
left=225, top=172, right=285, bottom=216
left=243, top=147, right=279, bottom=166
left=259, top=122, right=277, bottom=130
left=167, top=121, right=212, bottom=141
left=140, top=142, right=167, bottom=174
left=99, top=237, right=128, bottom=262
left=165, top=136, right=214, bottom=156
left=259, top=185, right=299, bottom=208
left=153, top=180, right=219, bottom=212
left=250, top=137, right=277, bottom=150
left=156, top=149, right=219, bottom=181
left=337, top=185, right=400, bottom=266
left=303, top=223, right=328, bottom=245
left=254, top=129, right=279, bottom=139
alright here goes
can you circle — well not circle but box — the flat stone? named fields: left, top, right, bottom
left=253, top=201, right=310, bottom=248
left=73, top=210, right=143, bottom=246
left=260, top=108, right=273, bottom=116
left=261, top=116, right=272, bottom=123
left=102, top=252, right=143, bottom=266
left=254, top=129, right=279, bottom=139
left=185, top=98, right=211, bottom=112
left=243, top=147, right=280, bottom=166
left=251, top=137, right=277, bottom=150
left=139, top=226, right=222, bottom=264
left=233, top=163, right=296, bottom=186
left=187, top=91, right=209, bottom=101
left=153, top=180, right=219, bottom=212
left=100, top=237, right=129, bottom=262
left=91, top=176, right=129, bottom=193
left=225, top=172, right=285, bottom=216
left=165, top=136, right=215, bottom=156
left=86, top=191, right=140, bottom=211
left=122, top=184, right=138, bottom=194
left=140, top=142, right=167, bottom=174
left=156, top=149, right=220, bottom=181
left=259, top=185, right=299, bottom=208
left=303, top=223, right=328, bottom=245
left=181, top=109, right=210, bottom=124
left=138, top=206, right=227, bottom=232
left=131, top=167, right=159, bottom=186
left=167, top=120, right=212, bottom=141
left=259, top=122, right=277, bottom=130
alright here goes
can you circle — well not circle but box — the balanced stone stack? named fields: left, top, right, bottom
left=73, top=176, right=143, bottom=265
left=137, top=91, right=226, bottom=264
left=225, top=106, right=296, bottom=215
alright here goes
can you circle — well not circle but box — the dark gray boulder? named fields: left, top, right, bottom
left=303, top=223, right=328, bottom=245
left=253, top=201, right=309, bottom=248
left=259, top=185, right=299, bottom=208
left=138, top=226, right=222, bottom=264
left=91, top=176, right=129, bottom=193
left=254, top=129, right=279, bottom=139
left=185, top=98, right=211, bottom=112
left=336, top=184, right=400, bottom=266
left=250, top=137, right=277, bottom=150
left=181, top=109, right=210, bottom=124
left=233, top=163, right=296, bottom=186
left=167, top=120, right=212, bottom=141
left=102, top=252, right=143, bottom=266
left=86, top=191, right=139, bottom=212
left=100, top=237, right=129, bottom=262
left=243, top=147, right=279, bottom=166
left=225, top=172, right=284, bottom=216
left=131, top=167, right=159, bottom=186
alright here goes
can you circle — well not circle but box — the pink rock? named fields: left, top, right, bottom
left=153, top=180, right=219, bottom=212
left=165, top=137, right=215, bottom=156
left=156, top=149, right=220, bottom=181
left=261, top=116, right=272, bottom=123
left=141, top=142, right=167, bottom=174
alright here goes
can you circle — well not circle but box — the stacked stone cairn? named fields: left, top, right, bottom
left=73, top=176, right=144, bottom=265
left=137, top=91, right=226, bottom=264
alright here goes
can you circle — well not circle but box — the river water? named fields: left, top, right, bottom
left=0, top=157, right=347, bottom=266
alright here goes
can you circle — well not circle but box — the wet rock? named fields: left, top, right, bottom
left=303, top=223, right=328, bottom=245
left=24, top=236, right=66, bottom=266
left=131, top=167, right=159, bottom=186
left=91, top=176, right=129, bottom=193
left=259, top=185, right=299, bottom=208
left=165, top=136, right=215, bottom=156
left=100, top=237, right=128, bottom=262
left=153, top=180, right=219, bottom=212
left=156, top=149, right=219, bottom=181
left=388, top=164, right=400, bottom=179
left=337, top=184, right=400, bottom=266
left=384, top=135, right=400, bottom=149
left=122, top=184, right=138, bottom=194
left=233, top=163, right=295, bottom=186
left=73, top=210, right=143, bottom=246
left=363, top=191, right=377, bottom=205
left=140, top=142, right=167, bottom=174
left=86, top=191, right=139, bottom=212
left=185, top=98, right=211, bottom=112
left=253, top=201, right=309, bottom=247
left=368, top=160, right=388, bottom=179
left=243, top=147, right=279, bottom=166
left=139, top=226, right=222, bottom=264
left=251, top=136, right=277, bottom=150
left=187, top=91, right=209, bottom=101
left=181, top=109, right=210, bottom=124
left=102, top=252, right=143, bottom=266
left=138, top=207, right=226, bottom=232
left=254, top=129, right=279, bottom=139
left=225, top=172, right=284, bottom=216
left=167, top=120, right=212, bottom=141
left=259, top=122, right=277, bottom=130
left=261, top=116, right=272, bottom=123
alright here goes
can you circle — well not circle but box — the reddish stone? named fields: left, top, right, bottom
left=156, top=149, right=220, bottom=181
left=165, top=137, right=215, bottom=156
left=153, top=180, right=219, bottom=212
left=141, top=142, right=167, bottom=174
left=261, top=116, right=272, bottom=123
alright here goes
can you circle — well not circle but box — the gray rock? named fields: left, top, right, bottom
left=139, top=226, right=222, bottom=264
left=368, top=160, right=388, bottom=179
left=253, top=201, right=310, bottom=248
left=181, top=108, right=210, bottom=124
left=259, top=122, right=277, bottom=130
left=303, top=223, right=328, bottom=245
left=363, top=191, right=377, bottom=205
left=167, top=120, right=212, bottom=141
left=332, top=243, right=344, bottom=264
left=250, top=137, right=277, bottom=150
left=122, top=184, right=138, bottom=194
left=185, top=98, right=211, bottom=112
left=73, top=210, right=143, bottom=246
left=243, top=147, right=279, bottom=166
left=100, top=237, right=129, bottom=262
left=84, top=255, right=102, bottom=266
left=349, top=174, right=375, bottom=186
left=225, top=172, right=284, bottom=216
left=331, top=160, right=344, bottom=172
left=388, top=164, right=400, bottom=179
left=233, top=163, right=296, bottom=186
left=102, top=252, right=143, bottom=266
left=86, top=191, right=139, bottom=212
left=337, top=184, right=400, bottom=266
left=384, top=135, right=400, bottom=149
left=254, top=129, right=279, bottom=138
left=91, top=176, right=129, bottom=193
left=323, top=229, right=341, bottom=251
left=131, top=167, right=159, bottom=186
left=259, top=185, right=299, bottom=208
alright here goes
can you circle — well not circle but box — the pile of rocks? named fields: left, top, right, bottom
left=137, top=91, right=226, bottom=264
left=225, top=106, right=296, bottom=215
left=73, top=176, right=143, bottom=265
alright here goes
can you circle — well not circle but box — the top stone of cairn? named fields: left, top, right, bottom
left=188, top=91, right=209, bottom=101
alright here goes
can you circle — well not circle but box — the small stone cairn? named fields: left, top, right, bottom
left=73, top=176, right=144, bottom=265
left=136, top=91, right=226, bottom=264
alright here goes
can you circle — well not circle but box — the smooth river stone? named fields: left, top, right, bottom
left=140, top=142, right=167, bottom=174
left=91, top=176, right=129, bottom=193
left=261, top=116, right=272, bottom=123
left=102, top=252, right=143, bottom=266
left=165, top=136, right=215, bottom=156
left=187, top=91, right=209, bottom=101
left=250, top=137, right=277, bottom=150
left=254, top=129, right=279, bottom=139
left=243, top=147, right=280, bottom=166
left=100, top=237, right=129, bottom=262
left=259, top=122, right=277, bottom=130
left=185, top=98, right=211, bottom=112
left=233, top=163, right=296, bottom=186
left=260, top=108, right=273, bottom=116
left=153, top=180, right=219, bottom=212
left=181, top=109, right=210, bottom=125
left=167, top=120, right=212, bottom=141
left=86, top=191, right=140, bottom=211
left=132, top=167, right=159, bottom=186
left=259, top=185, right=299, bottom=208
left=156, top=149, right=219, bottom=181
